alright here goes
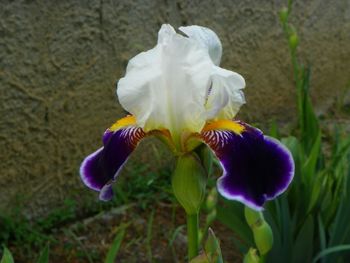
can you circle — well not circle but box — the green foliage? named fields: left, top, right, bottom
left=243, top=248, right=260, bottom=263
left=244, top=207, right=273, bottom=257
left=0, top=157, right=173, bottom=261
left=104, top=225, right=127, bottom=263
left=114, top=161, right=174, bottom=209
left=217, top=1, right=350, bottom=262
left=190, top=229, right=223, bottom=263
left=0, top=198, right=76, bottom=255
left=0, top=247, right=14, bottom=263
left=199, top=188, right=218, bottom=244
left=36, top=244, right=49, bottom=263
left=172, top=154, right=207, bottom=215
left=146, top=209, right=155, bottom=262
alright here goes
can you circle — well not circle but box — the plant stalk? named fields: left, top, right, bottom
left=187, top=213, right=199, bottom=260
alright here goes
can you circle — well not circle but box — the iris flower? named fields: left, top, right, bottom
left=80, top=24, right=294, bottom=211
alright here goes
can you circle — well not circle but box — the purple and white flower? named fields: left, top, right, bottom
left=80, top=24, right=294, bottom=211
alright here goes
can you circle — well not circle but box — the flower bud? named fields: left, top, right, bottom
left=289, top=32, right=299, bottom=51
left=205, top=188, right=218, bottom=212
left=279, top=7, right=288, bottom=24
left=172, top=153, right=206, bottom=215
left=243, top=248, right=260, bottom=263
left=204, top=228, right=223, bottom=262
left=253, top=220, right=273, bottom=255
left=244, top=206, right=273, bottom=256
left=244, top=206, right=263, bottom=227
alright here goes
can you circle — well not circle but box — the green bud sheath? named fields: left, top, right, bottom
left=253, top=221, right=273, bottom=256
left=243, top=248, right=260, bottom=263
left=205, top=188, right=218, bottom=212
left=195, top=144, right=213, bottom=175
left=204, top=228, right=224, bottom=263
left=244, top=206, right=263, bottom=227
left=244, top=206, right=273, bottom=256
left=289, top=33, right=299, bottom=51
left=279, top=7, right=288, bottom=24
left=172, top=153, right=207, bottom=215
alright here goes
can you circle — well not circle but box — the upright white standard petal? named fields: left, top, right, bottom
left=205, top=66, right=246, bottom=120
left=179, top=25, right=245, bottom=120
left=117, top=24, right=213, bottom=137
left=179, top=25, right=222, bottom=66
left=117, top=24, right=246, bottom=141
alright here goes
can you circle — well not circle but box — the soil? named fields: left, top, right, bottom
left=9, top=202, right=242, bottom=263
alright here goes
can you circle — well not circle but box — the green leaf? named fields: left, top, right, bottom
left=299, top=66, right=320, bottom=154
left=216, top=199, right=253, bottom=246
left=302, top=131, right=321, bottom=185
left=36, top=244, right=49, bottom=263
left=329, top=136, right=350, bottom=171
left=306, top=169, right=323, bottom=214
left=1, top=247, right=14, bottom=263
left=190, top=253, right=209, bottom=263
left=281, top=136, right=302, bottom=190
left=281, top=136, right=300, bottom=162
left=269, top=119, right=280, bottom=139
left=168, top=225, right=185, bottom=247
left=312, top=244, right=350, bottom=263
left=268, top=196, right=293, bottom=261
left=317, top=215, right=326, bottom=252
left=104, top=227, right=127, bottom=263
left=204, top=228, right=223, bottom=263
left=280, top=197, right=291, bottom=249
left=291, top=216, right=314, bottom=263
left=329, top=153, right=350, bottom=249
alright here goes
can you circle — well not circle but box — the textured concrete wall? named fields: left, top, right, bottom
left=1, top=0, right=349, bottom=216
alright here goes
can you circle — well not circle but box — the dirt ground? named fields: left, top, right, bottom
left=9, top=202, right=242, bottom=263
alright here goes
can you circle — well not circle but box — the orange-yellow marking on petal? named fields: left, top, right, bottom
left=202, top=119, right=245, bottom=135
left=109, top=115, right=136, bottom=131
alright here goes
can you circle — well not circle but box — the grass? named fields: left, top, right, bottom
left=0, top=148, right=175, bottom=261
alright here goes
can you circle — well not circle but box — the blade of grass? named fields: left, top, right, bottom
left=317, top=215, right=326, bottom=263
left=291, top=216, right=314, bottom=263
left=36, top=244, right=49, bottom=263
left=0, top=247, right=14, bottom=263
left=312, top=244, right=350, bottom=263
left=64, top=229, right=94, bottom=263
left=146, top=209, right=155, bottom=262
left=302, top=131, right=321, bottom=186
left=169, top=225, right=185, bottom=247
left=104, top=226, right=127, bottom=263
left=329, top=154, right=350, bottom=246
left=168, top=225, right=185, bottom=262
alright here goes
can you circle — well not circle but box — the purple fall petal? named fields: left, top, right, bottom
left=201, top=122, right=294, bottom=210
left=80, top=127, right=145, bottom=200
left=99, top=184, right=114, bottom=201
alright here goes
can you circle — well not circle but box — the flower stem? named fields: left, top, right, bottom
left=187, top=212, right=199, bottom=260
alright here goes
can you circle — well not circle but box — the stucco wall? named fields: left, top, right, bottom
left=1, top=0, right=349, bottom=216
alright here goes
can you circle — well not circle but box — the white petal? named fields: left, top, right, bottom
left=117, top=24, right=245, bottom=139
left=205, top=66, right=246, bottom=120
left=179, top=25, right=222, bottom=66
left=157, top=24, right=176, bottom=44
left=117, top=24, right=213, bottom=136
